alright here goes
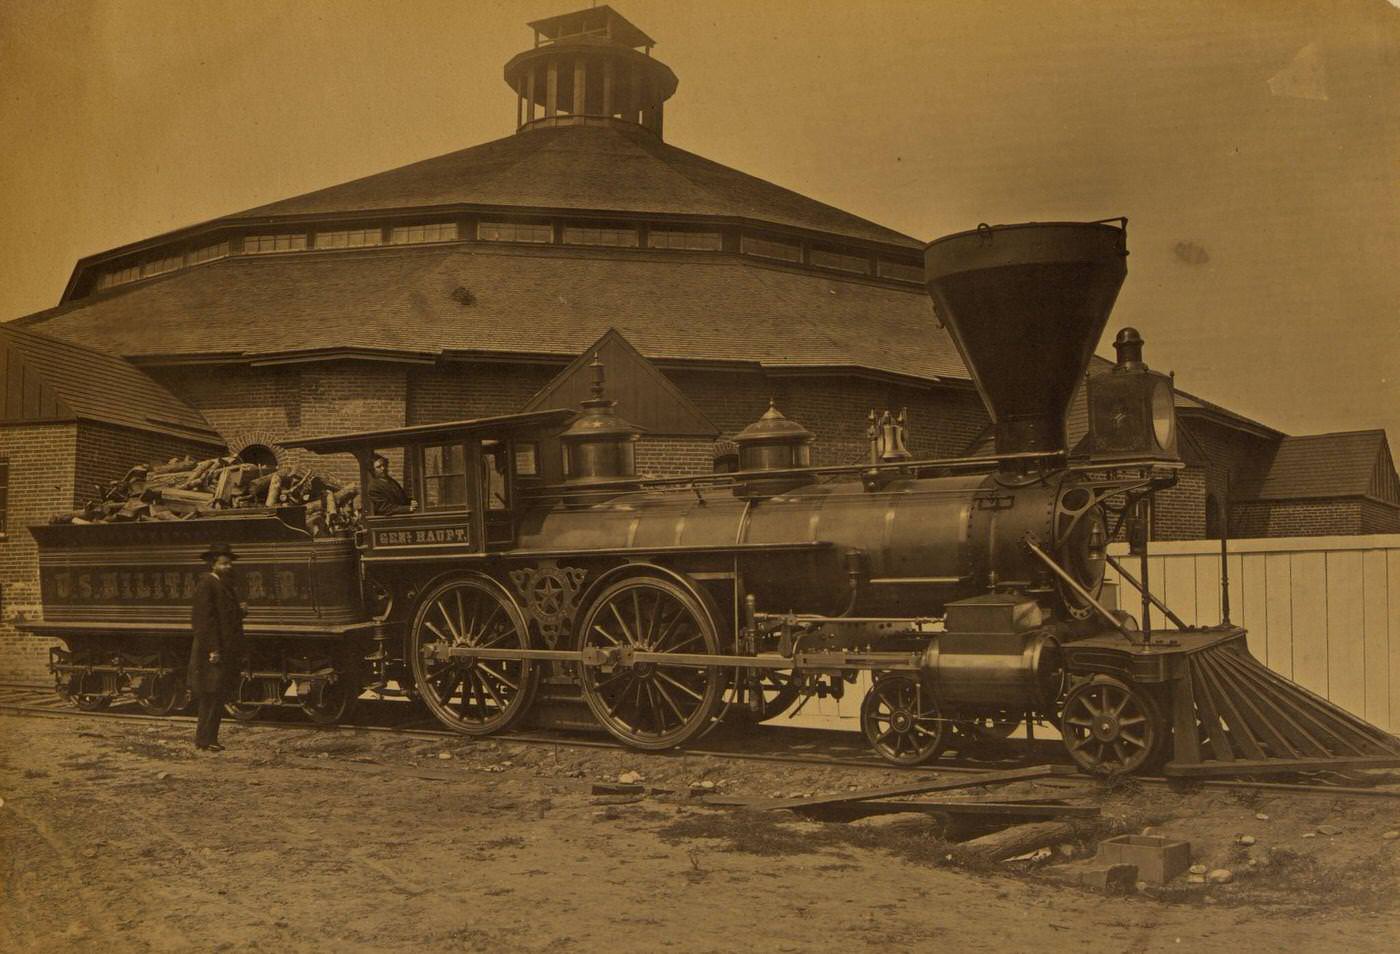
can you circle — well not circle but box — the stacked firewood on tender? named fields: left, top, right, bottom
left=52, top=455, right=360, bottom=536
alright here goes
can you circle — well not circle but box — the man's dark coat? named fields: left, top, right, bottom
left=367, top=474, right=411, bottom=515
left=188, top=572, right=246, bottom=694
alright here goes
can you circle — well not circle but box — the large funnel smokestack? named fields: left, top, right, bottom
left=924, top=220, right=1128, bottom=457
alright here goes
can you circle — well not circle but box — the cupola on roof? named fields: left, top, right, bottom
left=505, top=4, right=677, bottom=138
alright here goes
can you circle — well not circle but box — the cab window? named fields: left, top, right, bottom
left=422, top=443, right=468, bottom=511
left=482, top=442, right=509, bottom=511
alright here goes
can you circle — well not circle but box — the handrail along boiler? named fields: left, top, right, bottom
left=25, top=219, right=1400, bottom=776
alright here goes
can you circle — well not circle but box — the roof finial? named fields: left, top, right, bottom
left=589, top=352, right=606, bottom=401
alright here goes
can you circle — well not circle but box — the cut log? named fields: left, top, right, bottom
left=211, top=467, right=234, bottom=503
left=264, top=473, right=283, bottom=507
left=151, top=456, right=197, bottom=475
left=157, top=488, right=216, bottom=505
left=181, top=458, right=218, bottom=489
left=956, top=821, right=1081, bottom=863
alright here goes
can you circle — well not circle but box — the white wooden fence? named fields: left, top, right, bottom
left=784, top=533, right=1400, bottom=735
left=1106, top=534, right=1400, bottom=734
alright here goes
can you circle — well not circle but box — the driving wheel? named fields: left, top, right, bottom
left=577, top=575, right=726, bottom=750
left=409, top=576, right=538, bottom=735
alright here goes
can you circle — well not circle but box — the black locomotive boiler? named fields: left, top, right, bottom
left=26, top=219, right=1400, bottom=777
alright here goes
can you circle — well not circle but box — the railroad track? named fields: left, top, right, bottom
left=5, top=682, right=1398, bottom=798
left=0, top=682, right=1010, bottom=775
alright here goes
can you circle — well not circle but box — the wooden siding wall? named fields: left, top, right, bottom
left=1106, top=534, right=1400, bottom=733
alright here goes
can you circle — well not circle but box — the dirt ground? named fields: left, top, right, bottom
left=2, top=711, right=1399, bottom=954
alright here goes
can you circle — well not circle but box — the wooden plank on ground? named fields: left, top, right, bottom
left=702, top=764, right=1077, bottom=811
left=855, top=800, right=1100, bottom=819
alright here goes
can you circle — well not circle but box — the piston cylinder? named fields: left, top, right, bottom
left=919, top=631, right=1064, bottom=710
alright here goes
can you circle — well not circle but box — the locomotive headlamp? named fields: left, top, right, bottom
left=1087, top=328, right=1180, bottom=463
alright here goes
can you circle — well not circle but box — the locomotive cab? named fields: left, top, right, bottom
left=291, top=408, right=575, bottom=557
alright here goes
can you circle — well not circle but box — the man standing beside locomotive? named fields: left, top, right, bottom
left=189, top=543, right=247, bottom=752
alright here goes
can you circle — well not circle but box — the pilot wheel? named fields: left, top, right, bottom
left=860, top=673, right=947, bottom=766
left=1059, top=675, right=1164, bottom=775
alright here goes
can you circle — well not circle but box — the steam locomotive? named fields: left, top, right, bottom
left=27, top=220, right=1400, bottom=777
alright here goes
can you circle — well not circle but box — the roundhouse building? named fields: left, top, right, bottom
left=1, top=6, right=1395, bottom=681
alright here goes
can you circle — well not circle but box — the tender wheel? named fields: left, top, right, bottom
left=225, top=702, right=264, bottom=721
left=136, top=671, right=187, bottom=716
left=67, top=674, right=110, bottom=711
left=577, top=575, right=726, bottom=750
left=409, top=576, right=538, bottom=736
left=73, top=692, right=110, bottom=712
left=300, top=678, right=359, bottom=725
left=1060, top=676, right=1163, bottom=775
left=860, top=674, right=947, bottom=766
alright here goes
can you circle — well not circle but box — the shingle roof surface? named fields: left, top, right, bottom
left=1253, top=430, right=1389, bottom=500
left=232, top=124, right=920, bottom=248
left=17, top=245, right=966, bottom=381
left=0, top=324, right=217, bottom=438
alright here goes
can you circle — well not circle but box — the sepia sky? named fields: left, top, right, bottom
left=2, top=0, right=1397, bottom=446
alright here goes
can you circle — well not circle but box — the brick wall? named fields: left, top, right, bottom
left=73, top=422, right=224, bottom=506
left=157, top=362, right=409, bottom=486
left=1361, top=499, right=1400, bottom=534
left=0, top=424, right=77, bottom=683
left=0, top=422, right=223, bottom=684
left=637, top=438, right=714, bottom=476
left=407, top=361, right=558, bottom=424
left=1153, top=466, right=1207, bottom=540
left=1233, top=499, right=1370, bottom=538
left=665, top=368, right=988, bottom=468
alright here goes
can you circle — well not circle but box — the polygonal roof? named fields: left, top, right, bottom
left=230, top=123, right=919, bottom=249
left=20, top=244, right=963, bottom=383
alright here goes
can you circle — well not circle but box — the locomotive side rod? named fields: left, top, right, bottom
left=428, top=644, right=922, bottom=671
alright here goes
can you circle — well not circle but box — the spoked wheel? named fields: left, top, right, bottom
left=226, top=674, right=269, bottom=721
left=136, top=671, right=187, bottom=716
left=73, top=692, right=110, bottom=712
left=225, top=703, right=264, bottom=722
left=300, top=678, right=359, bottom=725
left=67, top=674, right=110, bottom=711
left=409, top=576, right=538, bottom=736
left=1060, top=676, right=1163, bottom=775
left=860, top=673, right=947, bottom=766
left=577, top=575, right=726, bottom=750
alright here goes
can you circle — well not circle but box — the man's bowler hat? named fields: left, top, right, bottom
left=200, top=543, right=240, bottom=563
